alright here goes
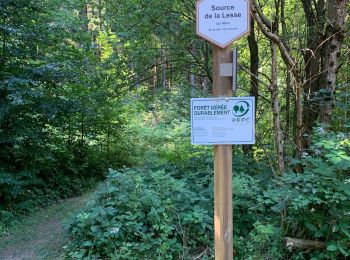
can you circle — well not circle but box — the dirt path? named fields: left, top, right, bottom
left=0, top=192, right=92, bottom=260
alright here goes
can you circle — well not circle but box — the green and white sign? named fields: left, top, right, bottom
left=191, top=97, right=255, bottom=145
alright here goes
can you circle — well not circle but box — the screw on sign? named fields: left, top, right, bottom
left=196, top=0, right=250, bottom=48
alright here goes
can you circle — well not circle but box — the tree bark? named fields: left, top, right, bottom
left=0, top=26, right=7, bottom=81
left=300, top=0, right=347, bottom=131
left=319, top=0, right=348, bottom=124
left=281, top=0, right=291, bottom=144
left=301, top=0, right=326, bottom=142
left=153, top=64, right=157, bottom=93
left=243, top=17, right=259, bottom=155
left=190, top=45, right=196, bottom=96
left=294, top=73, right=304, bottom=160
left=285, top=237, right=326, bottom=250
left=270, top=41, right=285, bottom=173
left=81, top=111, right=85, bottom=142
left=80, top=1, right=89, bottom=32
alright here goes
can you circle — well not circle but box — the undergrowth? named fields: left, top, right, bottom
left=64, top=128, right=350, bottom=259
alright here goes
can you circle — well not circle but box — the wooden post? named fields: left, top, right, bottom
left=212, top=45, right=233, bottom=259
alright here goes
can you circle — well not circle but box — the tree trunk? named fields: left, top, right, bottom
left=243, top=18, right=259, bottom=155
left=202, top=76, right=208, bottom=94
left=153, top=64, right=157, bottom=93
left=300, top=0, right=325, bottom=139
left=161, top=45, right=168, bottom=89
left=81, top=112, right=85, bottom=142
left=270, top=41, right=285, bottom=173
left=162, top=61, right=167, bottom=89
left=107, top=122, right=110, bottom=162
left=190, top=45, right=196, bottom=96
left=203, top=43, right=211, bottom=92
left=98, top=0, right=103, bottom=31
left=319, top=0, right=348, bottom=125
left=80, top=1, right=89, bottom=32
left=190, top=72, right=195, bottom=96
left=301, top=0, right=347, bottom=131
left=294, top=76, right=303, bottom=159
left=68, top=115, right=72, bottom=147
left=281, top=0, right=291, bottom=145
left=0, top=28, right=6, bottom=81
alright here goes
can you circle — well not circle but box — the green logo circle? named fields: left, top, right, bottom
left=233, top=101, right=250, bottom=117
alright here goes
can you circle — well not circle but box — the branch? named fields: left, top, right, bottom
left=239, top=63, right=272, bottom=85
left=251, top=0, right=296, bottom=72
left=253, top=0, right=272, bottom=29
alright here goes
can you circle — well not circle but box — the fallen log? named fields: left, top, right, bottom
left=284, top=237, right=325, bottom=251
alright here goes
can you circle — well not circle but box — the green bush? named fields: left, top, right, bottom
left=64, top=128, right=349, bottom=259
left=65, top=168, right=214, bottom=259
left=256, top=128, right=350, bottom=259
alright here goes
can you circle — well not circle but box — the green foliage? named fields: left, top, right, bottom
left=124, top=87, right=212, bottom=172
left=65, top=168, right=213, bottom=259
left=0, top=0, right=134, bottom=225
left=64, top=128, right=349, bottom=259
left=235, top=222, right=283, bottom=260
left=1, top=0, right=349, bottom=259
left=256, top=128, right=350, bottom=259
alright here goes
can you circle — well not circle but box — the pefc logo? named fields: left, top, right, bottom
left=232, top=101, right=250, bottom=117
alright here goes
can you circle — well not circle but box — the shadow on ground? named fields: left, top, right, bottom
left=0, top=193, right=92, bottom=260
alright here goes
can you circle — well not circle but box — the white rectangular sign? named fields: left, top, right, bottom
left=191, top=97, right=255, bottom=145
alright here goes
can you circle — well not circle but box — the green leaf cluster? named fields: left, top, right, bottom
left=65, top=168, right=213, bottom=259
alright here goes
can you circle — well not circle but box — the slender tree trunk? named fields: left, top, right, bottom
left=106, top=122, right=110, bottom=162
left=285, top=71, right=292, bottom=142
left=243, top=18, right=259, bottom=155
left=161, top=46, right=167, bottom=89
left=162, top=62, right=167, bottom=89
left=190, top=45, right=197, bottom=96
left=190, top=73, right=195, bottom=96
left=281, top=0, right=291, bottom=144
left=153, top=64, right=157, bottom=93
left=345, top=59, right=349, bottom=124
left=204, top=43, right=211, bottom=92
left=1, top=32, right=6, bottom=76
left=294, top=76, right=303, bottom=159
left=270, top=41, right=285, bottom=173
left=81, top=112, right=85, bottom=142
left=202, top=76, right=207, bottom=94
left=98, top=0, right=103, bottom=31
left=80, top=1, right=89, bottom=31
left=68, top=115, right=72, bottom=147
left=168, top=63, right=172, bottom=89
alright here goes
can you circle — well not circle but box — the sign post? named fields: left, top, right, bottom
left=213, top=45, right=233, bottom=259
left=196, top=1, right=250, bottom=259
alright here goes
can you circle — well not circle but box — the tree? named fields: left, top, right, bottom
left=251, top=0, right=348, bottom=157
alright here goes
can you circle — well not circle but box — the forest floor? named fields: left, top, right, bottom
left=0, top=192, right=93, bottom=260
